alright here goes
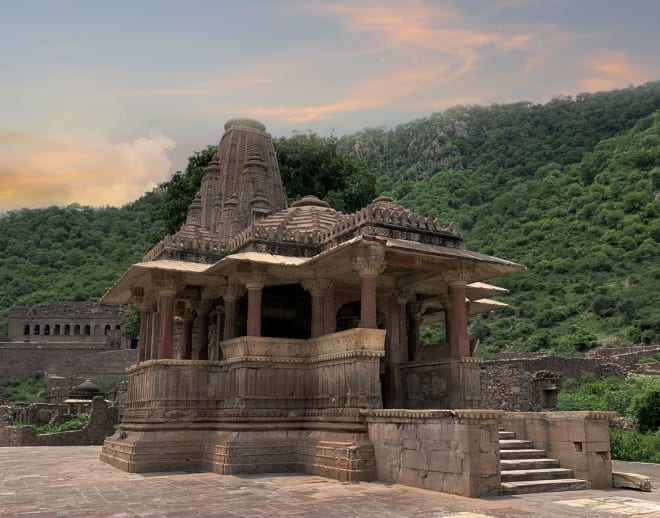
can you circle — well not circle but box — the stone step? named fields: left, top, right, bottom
left=498, top=430, right=515, bottom=440
left=500, top=448, right=548, bottom=460
left=499, top=439, right=534, bottom=450
left=500, top=458, right=560, bottom=470
left=501, top=478, right=589, bottom=495
left=500, top=468, right=575, bottom=482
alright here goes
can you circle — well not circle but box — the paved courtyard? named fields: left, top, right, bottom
left=1, top=446, right=659, bottom=517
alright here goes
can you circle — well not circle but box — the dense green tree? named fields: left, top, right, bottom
left=274, top=132, right=376, bottom=211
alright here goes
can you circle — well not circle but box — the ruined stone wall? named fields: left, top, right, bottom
left=480, top=357, right=623, bottom=411
left=0, top=397, right=116, bottom=446
left=0, top=346, right=135, bottom=384
left=586, top=345, right=660, bottom=366
left=7, top=302, right=128, bottom=349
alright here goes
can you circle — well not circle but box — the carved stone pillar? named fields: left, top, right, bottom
left=149, top=310, right=160, bottom=359
left=223, top=284, right=245, bottom=340
left=137, top=304, right=152, bottom=363
left=179, top=305, right=194, bottom=360
left=239, top=267, right=265, bottom=337
left=407, top=302, right=422, bottom=362
left=195, top=302, right=210, bottom=360
left=157, top=288, right=177, bottom=359
left=246, top=284, right=263, bottom=336
left=448, top=280, right=470, bottom=357
left=302, top=279, right=333, bottom=338
left=354, top=244, right=386, bottom=329
left=323, top=283, right=336, bottom=335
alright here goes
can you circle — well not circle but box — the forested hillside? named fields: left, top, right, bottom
left=1, top=83, right=658, bottom=356
left=0, top=193, right=164, bottom=333
left=339, top=82, right=660, bottom=356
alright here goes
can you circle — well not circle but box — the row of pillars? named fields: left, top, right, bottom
left=135, top=272, right=471, bottom=363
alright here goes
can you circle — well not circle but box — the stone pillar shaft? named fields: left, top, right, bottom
left=223, top=298, right=237, bottom=340
left=137, top=307, right=152, bottom=363
left=196, top=311, right=209, bottom=360
left=323, top=287, right=336, bottom=335
left=181, top=318, right=193, bottom=360
left=359, top=274, right=378, bottom=329
left=158, top=290, right=176, bottom=359
left=449, top=282, right=470, bottom=357
left=246, top=286, right=262, bottom=336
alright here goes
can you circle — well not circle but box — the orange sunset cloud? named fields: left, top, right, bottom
left=0, top=132, right=175, bottom=211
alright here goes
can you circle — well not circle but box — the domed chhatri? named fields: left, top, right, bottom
left=98, top=118, right=568, bottom=500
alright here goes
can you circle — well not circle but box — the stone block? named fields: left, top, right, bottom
left=398, top=467, right=425, bottom=488
left=401, top=449, right=427, bottom=471
left=428, top=450, right=463, bottom=473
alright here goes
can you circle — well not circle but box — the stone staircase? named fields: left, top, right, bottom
left=499, top=430, right=589, bottom=494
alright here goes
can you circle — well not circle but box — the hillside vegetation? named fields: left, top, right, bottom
left=1, top=83, right=658, bottom=357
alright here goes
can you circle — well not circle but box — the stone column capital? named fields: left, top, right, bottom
left=223, top=283, right=246, bottom=301
left=443, top=268, right=472, bottom=285
left=301, top=278, right=334, bottom=296
left=353, top=242, right=386, bottom=277
left=237, top=264, right=267, bottom=289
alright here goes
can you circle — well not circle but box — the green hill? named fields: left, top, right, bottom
left=1, top=83, right=658, bottom=355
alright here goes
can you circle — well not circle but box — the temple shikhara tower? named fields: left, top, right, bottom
left=100, top=119, right=614, bottom=497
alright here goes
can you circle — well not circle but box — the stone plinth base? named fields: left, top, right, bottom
left=501, top=411, right=615, bottom=489
left=364, top=409, right=503, bottom=497
left=101, top=427, right=375, bottom=482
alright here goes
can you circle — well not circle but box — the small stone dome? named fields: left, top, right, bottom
left=246, top=195, right=348, bottom=245
left=69, top=379, right=102, bottom=400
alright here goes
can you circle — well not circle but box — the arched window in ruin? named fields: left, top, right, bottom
left=54, top=324, right=61, bottom=335
left=104, top=324, right=111, bottom=336
left=93, top=324, right=101, bottom=336
left=64, top=324, right=71, bottom=335
left=84, top=324, right=91, bottom=336
left=74, top=324, right=81, bottom=336
left=23, top=324, right=30, bottom=335
left=115, top=324, right=121, bottom=331
left=44, top=324, right=51, bottom=336
left=34, top=324, right=41, bottom=335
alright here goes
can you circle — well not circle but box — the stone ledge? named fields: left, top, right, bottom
left=128, top=359, right=223, bottom=373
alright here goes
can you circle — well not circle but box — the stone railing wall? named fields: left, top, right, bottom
left=400, top=358, right=482, bottom=409
left=364, top=409, right=503, bottom=497
left=123, top=328, right=386, bottom=423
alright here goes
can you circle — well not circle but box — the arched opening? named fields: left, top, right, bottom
left=93, top=324, right=101, bottom=336
left=54, top=324, right=61, bottom=335
left=104, top=324, right=111, bottom=336
left=44, top=324, right=51, bottom=336
left=34, top=324, right=40, bottom=335
left=64, top=324, right=71, bottom=335
left=84, top=324, right=91, bottom=336
left=23, top=324, right=30, bottom=335
left=114, top=324, right=121, bottom=331
left=261, top=284, right=311, bottom=339
left=73, top=324, right=81, bottom=336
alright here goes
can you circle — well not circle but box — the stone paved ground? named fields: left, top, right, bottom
left=1, top=447, right=659, bottom=517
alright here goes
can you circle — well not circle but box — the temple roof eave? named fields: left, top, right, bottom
left=101, top=260, right=213, bottom=305
left=103, top=235, right=523, bottom=304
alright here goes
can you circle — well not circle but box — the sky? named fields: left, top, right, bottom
left=1, top=0, right=659, bottom=212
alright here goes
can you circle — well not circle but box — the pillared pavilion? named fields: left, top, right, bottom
left=100, top=118, right=530, bottom=493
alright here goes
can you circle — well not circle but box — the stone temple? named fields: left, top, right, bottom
left=100, top=119, right=614, bottom=497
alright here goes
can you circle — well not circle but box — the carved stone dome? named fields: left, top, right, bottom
left=229, top=195, right=349, bottom=253
left=69, top=379, right=102, bottom=400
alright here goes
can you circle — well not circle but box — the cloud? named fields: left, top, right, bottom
left=579, top=51, right=653, bottom=91
left=244, top=0, right=540, bottom=123
left=0, top=131, right=175, bottom=211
